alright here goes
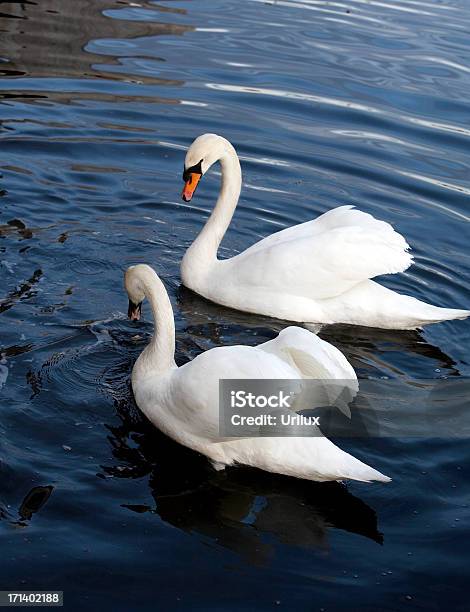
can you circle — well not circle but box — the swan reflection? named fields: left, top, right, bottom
left=104, top=392, right=383, bottom=565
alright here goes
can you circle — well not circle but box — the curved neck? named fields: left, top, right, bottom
left=134, top=274, right=176, bottom=380
left=183, top=147, right=242, bottom=275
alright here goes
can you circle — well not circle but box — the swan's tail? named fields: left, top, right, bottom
left=380, top=282, right=470, bottom=328
left=303, top=437, right=392, bottom=483
left=225, top=436, right=391, bottom=484
left=393, top=295, right=470, bottom=329
left=335, top=281, right=470, bottom=330
left=410, top=303, right=470, bottom=327
left=332, top=449, right=391, bottom=483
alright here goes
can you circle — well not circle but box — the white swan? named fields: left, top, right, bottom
left=124, top=263, right=390, bottom=483
left=180, top=134, right=469, bottom=329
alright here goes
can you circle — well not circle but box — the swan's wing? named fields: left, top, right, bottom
left=240, top=205, right=354, bottom=255
left=260, top=326, right=358, bottom=417
left=260, top=326, right=355, bottom=378
left=166, top=345, right=299, bottom=443
left=230, top=206, right=412, bottom=299
left=155, top=341, right=390, bottom=483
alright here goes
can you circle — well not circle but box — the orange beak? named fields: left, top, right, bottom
left=182, top=172, right=201, bottom=202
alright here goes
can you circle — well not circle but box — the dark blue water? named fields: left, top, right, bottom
left=1, top=0, right=469, bottom=609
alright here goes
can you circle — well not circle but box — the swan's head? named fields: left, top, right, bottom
left=124, top=264, right=153, bottom=321
left=182, top=133, right=232, bottom=202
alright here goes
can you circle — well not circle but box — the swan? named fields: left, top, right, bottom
left=124, top=263, right=390, bottom=483
left=180, top=133, right=469, bottom=329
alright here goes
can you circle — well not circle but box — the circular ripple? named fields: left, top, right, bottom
left=67, top=258, right=111, bottom=276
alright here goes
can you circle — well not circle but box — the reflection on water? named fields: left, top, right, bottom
left=105, top=392, right=383, bottom=566
left=0, top=0, right=192, bottom=104
left=1, top=0, right=470, bottom=609
left=0, top=0, right=193, bottom=80
left=17, top=485, right=54, bottom=523
left=0, top=267, right=42, bottom=314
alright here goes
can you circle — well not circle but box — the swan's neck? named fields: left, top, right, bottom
left=182, top=148, right=241, bottom=281
left=134, top=276, right=176, bottom=379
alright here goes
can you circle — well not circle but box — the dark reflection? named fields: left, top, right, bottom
left=0, top=68, right=25, bottom=77
left=0, top=218, right=33, bottom=240
left=0, top=0, right=193, bottom=86
left=151, top=463, right=383, bottom=552
left=325, top=323, right=460, bottom=377
left=0, top=89, right=184, bottom=105
left=177, top=285, right=460, bottom=377
left=102, top=388, right=383, bottom=565
left=0, top=92, right=46, bottom=102
left=17, top=485, right=54, bottom=522
left=176, top=284, right=288, bottom=347
left=2, top=343, right=34, bottom=358
left=0, top=268, right=42, bottom=314
left=3, top=486, right=55, bottom=527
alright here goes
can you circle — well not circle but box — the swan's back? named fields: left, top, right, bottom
left=225, top=205, right=412, bottom=300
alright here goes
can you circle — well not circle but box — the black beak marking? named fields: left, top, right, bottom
left=182, top=159, right=203, bottom=182
left=128, top=300, right=142, bottom=321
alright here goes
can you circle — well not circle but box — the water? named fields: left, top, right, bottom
left=1, top=0, right=469, bottom=609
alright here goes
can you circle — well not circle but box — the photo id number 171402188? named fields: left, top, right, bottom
left=0, top=592, right=63, bottom=607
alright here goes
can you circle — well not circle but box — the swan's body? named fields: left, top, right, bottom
left=125, top=264, right=390, bottom=483
left=180, top=134, right=469, bottom=329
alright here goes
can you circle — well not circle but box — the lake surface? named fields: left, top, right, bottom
left=1, top=0, right=469, bottom=609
